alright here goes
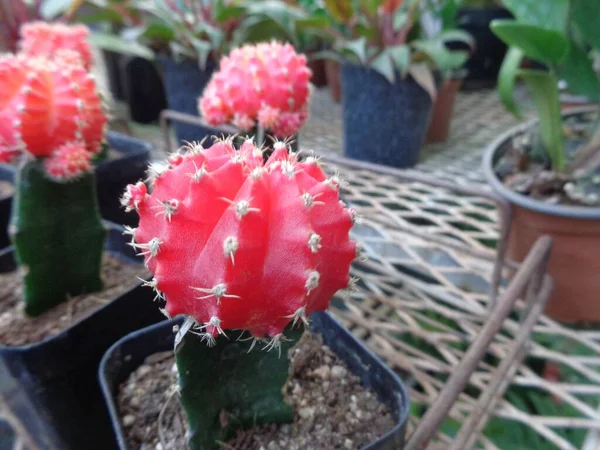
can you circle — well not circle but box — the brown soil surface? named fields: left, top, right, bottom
left=0, top=255, right=147, bottom=346
left=118, top=331, right=395, bottom=450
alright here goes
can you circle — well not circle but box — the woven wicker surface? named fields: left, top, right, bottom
left=324, top=148, right=600, bottom=450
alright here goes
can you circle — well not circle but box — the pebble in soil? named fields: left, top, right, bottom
left=118, top=331, right=395, bottom=450
left=0, top=255, right=148, bottom=346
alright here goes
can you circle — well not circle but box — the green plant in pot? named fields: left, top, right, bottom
left=485, top=0, right=600, bottom=322
left=198, top=40, right=312, bottom=155
left=421, top=0, right=471, bottom=144
left=298, top=0, right=472, bottom=167
left=116, top=136, right=406, bottom=448
left=81, top=0, right=307, bottom=144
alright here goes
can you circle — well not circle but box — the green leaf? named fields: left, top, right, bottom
left=40, top=0, right=72, bottom=19
left=557, top=40, right=600, bottom=101
left=87, top=32, right=155, bottom=60
left=491, top=20, right=569, bottom=64
left=371, top=51, right=395, bottom=83
left=213, top=0, right=246, bottom=23
left=502, top=0, right=568, bottom=31
left=497, top=46, right=525, bottom=118
left=324, top=0, right=353, bottom=23
left=408, top=63, right=437, bottom=100
left=520, top=69, right=565, bottom=170
left=388, top=44, right=410, bottom=75
left=310, top=49, right=343, bottom=62
left=412, top=40, right=468, bottom=71
left=141, top=22, right=176, bottom=42
left=177, top=325, right=304, bottom=450
left=340, top=37, right=367, bottom=63
left=295, top=16, right=331, bottom=30
left=358, top=0, right=382, bottom=15
left=439, top=29, right=475, bottom=48
left=393, top=11, right=408, bottom=32
left=571, top=0, right=600, bottom=49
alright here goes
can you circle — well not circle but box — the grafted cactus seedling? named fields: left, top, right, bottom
left=0, top=52, right=107, bottom=316
left=199, top=41, right=312, bottom=139
left=124, top=138, right=358, bottom=449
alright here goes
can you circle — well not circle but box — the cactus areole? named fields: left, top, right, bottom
left=0, top=50, right=108, bottom=316
left=124, top=138, right=357, bottom=344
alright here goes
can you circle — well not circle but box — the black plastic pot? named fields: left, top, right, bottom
left=103, top=51, right=127, bottom=102
left=0, top=165, right=13, bottom=249
left=160, top=56, right=216, bottom=145
left=100, top=312, right=410, bottom=450
left=454, top=7, right=513, bottom=89
left=0, top=223, right=165, bottom=450
left=341, top=63, right=433, bottom=168
left=0, top=131, right=151, bottom=248
left=125, top=57, right=167, bottom=124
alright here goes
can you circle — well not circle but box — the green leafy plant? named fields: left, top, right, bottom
left=73, top=0, right=307, bottom=69
left=297, top=0, right=473, bottom=97
left=491, top=0, right=600, bottom=205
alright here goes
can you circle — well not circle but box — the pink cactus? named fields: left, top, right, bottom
left=19, top=22, right=93, bottom=70
left=199, top=42, right=312, bottom=138
left=0, top=53, right=107, bottom=168
left=45, top=142, right=93, bottom=181
left=124, top=139, right=357, bottom=346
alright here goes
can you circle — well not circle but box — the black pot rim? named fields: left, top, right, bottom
left=482, top=105, right=600, bottom=219
left=99, top=312, right=411, bottom=450
left=0, top=221, right=146, bottom=352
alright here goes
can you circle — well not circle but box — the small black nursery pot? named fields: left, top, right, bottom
left=159, top=56, right=216, bottom=145
left=0, top=131, right=151, bottom=248
left=341, top=63, right=433, bottom=168
left=0, top=165, right=14, bottom=249
left=100, top=312, right=411, bottom=450
left=0, top=223, right=165, bottom=450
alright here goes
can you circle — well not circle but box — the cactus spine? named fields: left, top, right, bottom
left=124, top=138, right=357, bottom=449
left=0, top=48, right=107, bottom=316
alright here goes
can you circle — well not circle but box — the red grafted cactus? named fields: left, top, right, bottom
left=20, top=22, right=93, bottom=69
left=199, top=42, right=312, bottom=138
left=125, top=139, right=357, bottom=345
left=0, top=53, right=106, bottom=171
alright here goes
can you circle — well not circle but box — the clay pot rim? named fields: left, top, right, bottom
left=483, top=105, right=600, bottom=219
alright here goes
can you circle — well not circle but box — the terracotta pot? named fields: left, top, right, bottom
left=308, top=59, right=327, bottom=87
left=483, top=110, right=600, bottom=323
left=425, top=78, right=462, bottom=144
left=325, top=60, right=341, bottom=103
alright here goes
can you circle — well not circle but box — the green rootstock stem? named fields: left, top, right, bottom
left=10, top=160, right=106, bottom=317
left=176, top=325, right=304, bottom=450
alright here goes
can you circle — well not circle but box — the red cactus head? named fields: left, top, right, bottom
left=0, top=53, right=107, bottom=165
left=199, top=42, right=312, bottom=138
left=124, top=139, right=357, bottom=347
left=20, top=22, right=93, bottom=70
left=45, top=142, right=93, bottom=181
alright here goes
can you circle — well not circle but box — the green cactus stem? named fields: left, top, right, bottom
left=176, top=325, right=304, bottom=450
left=10, top=160, right=106, bottom=317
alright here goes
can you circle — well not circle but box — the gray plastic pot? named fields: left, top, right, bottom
left=341, top=63, right=433, bottom=168
left=483, top=109, right=600, bottom=322
left=100, top=313, right=410, bottom=450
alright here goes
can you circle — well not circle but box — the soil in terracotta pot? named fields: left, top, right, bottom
left=0, top=181, right=14, bottom=198
left=118, top=332, right=395, bottom=450
left=495, top=111, right=600, bottom=206
left=0, top=256, right=148, bottom=346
